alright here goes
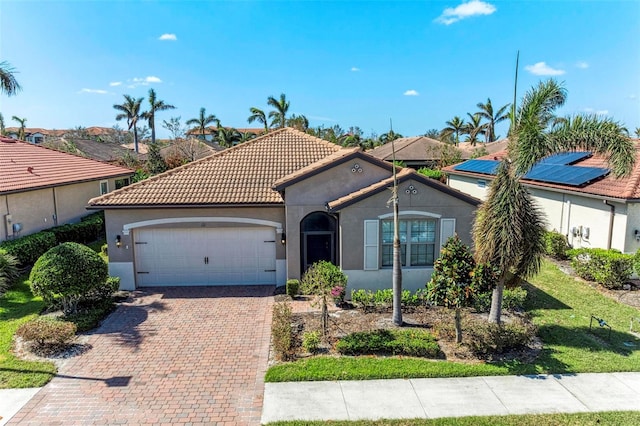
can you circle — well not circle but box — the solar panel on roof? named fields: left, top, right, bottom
left=452, top=159, right=500, bottom=175
left=524, top=164, right=608, bottom=186
left=537, top=151, right=591, bottom=165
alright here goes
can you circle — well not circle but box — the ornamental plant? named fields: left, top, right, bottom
left=0, top=248, right=20, bottom=295
left=300, top=261, right=347, bottom=335
left=426, top=235, right=476, bottom=343
left=29, top=242, right=109, bottom=314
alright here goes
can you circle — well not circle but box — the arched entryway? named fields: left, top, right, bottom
left=300, top=211, right=337, bottom=272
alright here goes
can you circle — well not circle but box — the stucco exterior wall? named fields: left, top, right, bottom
left=449, top=174, right=633, bottom=252
left=1, top=177, right=124, bottom=241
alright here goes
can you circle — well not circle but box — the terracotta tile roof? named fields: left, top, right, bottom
left=368, top=137, right=509, bottom=162
left=0, top=137, right=134, bottom=194
left=44, top=139, right=147, bottom=162
left=160, top=139, right=220, bottom=161
left=326, top=168, right=481, bottom=212
left=444, top=145, right=640, bottom=200
left=88, top=128, right=342, bottom=207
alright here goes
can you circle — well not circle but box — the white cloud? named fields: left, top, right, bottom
left=435, top=1, right=496, bottom=25
left=575, top=61, right=589, bottom=69
left=109, top=81, right=122, bottom=87
left=351, top=67, right=360, bottom=72
left=79, top=88, right=108, bottom=94
left=525, top=62, right=566, bottom=76
left=404, top=89, right=419, bottom=96
left=584, top=108, right=609, bottom=115
left=128, top=76, right=163, bottom=88
left=159, top=33, right=177, bottom=41
left=628, top=94, right=637, bottom=100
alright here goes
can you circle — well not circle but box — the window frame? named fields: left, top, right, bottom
left=380, top=218, right=437, bottom=268
left=99, top=180, right=109, bottom=195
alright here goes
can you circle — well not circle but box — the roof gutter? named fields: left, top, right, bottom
left=603, top=199, right=615, bottom=250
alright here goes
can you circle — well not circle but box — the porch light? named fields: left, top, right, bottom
left=281, top=233, right=286, bottom=245
left=115, top=235, right=122, bottom=248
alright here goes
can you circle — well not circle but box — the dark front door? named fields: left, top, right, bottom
left=304, top=233, right=334, bottom=270
left=300, top=212, right=337, bottom=273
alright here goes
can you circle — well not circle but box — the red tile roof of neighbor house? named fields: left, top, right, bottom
left=88, top=128, right=343, bottom=207
left=443, top=144, right=640, bottom=200
left=0, top=137, right=134, bottom=195
left=368, top=136, right=509, bottom=162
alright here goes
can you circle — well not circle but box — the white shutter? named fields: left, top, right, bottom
left=363, top=220, right=379, bottom=270
left=440, top=218, right=456, bottom=247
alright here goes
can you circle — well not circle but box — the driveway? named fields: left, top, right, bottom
left=11, top=286, right=274, bottom=425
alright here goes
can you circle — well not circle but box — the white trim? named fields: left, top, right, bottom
left=363, top=219, right=379, bottom=270
left=122, top=217, right=283, bottom=235
left=99, top=180, right=109, bottom=195
left=378, top=210, right=442, bottom=219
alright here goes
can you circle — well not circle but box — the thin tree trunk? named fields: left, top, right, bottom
left=392, top=197, right=403, bottom=326
left=455, top=308, right=462, bottom=343
left=321, top=296, right=328, bottom=336
left=151, top=118, right=156, bottom=146
left=133, top=123, right=139, bottom=154
left=488, top=278, right=505, bottom=324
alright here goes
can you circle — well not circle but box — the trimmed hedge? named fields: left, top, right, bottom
left=568, top=248, right=633, bottom=289
left=336, top=329, right=441, bottom=357
left=544, top=230, right=570, bottom=260
left=0, top=212, right=105, bottom=267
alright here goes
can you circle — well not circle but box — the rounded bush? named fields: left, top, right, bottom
left=29, top=242, right=108, bottom=313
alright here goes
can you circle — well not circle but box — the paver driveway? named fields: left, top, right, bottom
left=11, top=286, right=274, bottom=425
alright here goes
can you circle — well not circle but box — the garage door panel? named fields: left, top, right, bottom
left=134, top=227, right=276, bottom=287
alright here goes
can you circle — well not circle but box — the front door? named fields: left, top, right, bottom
left=300, top=212, right=337, bottom=273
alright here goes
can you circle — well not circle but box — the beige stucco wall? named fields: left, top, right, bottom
left=0, top=177, right=126, bottom=241
left=449, top=174, right=633, bottom=252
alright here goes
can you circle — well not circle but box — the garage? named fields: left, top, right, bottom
left=133, top=227, right=277, bottom=287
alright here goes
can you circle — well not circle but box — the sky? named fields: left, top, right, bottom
left=1, top=0, right=639, bottom=139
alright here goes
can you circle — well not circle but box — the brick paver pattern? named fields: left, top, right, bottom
left=11, top=286, right=274, bottom=425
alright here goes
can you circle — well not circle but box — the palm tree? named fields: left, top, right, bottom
left=442, top=116, right=466, bottom=145
left=0, top=61, right=21, bottom=96
left=286, top=114, right=309, bottom=131
left=267, top=93, right=290, bottom=128
left=0, top=113, right=5, bottom=135
left=186, top=107, right=218, bottom=140
left=113, top=95, right=144, bottom=153
left=247, top=107, right=268, bottom=133
left=11, top=116, right=27, bottom=140
left=379, top=129, right=402, bottom=144
left=474, top=79, right=635, bottom=324
left=476, top=98, right=510, bottom=143
left=142, top=88, right=175, bottom=146
left=238, top=131, right=257, bottom=143
left=464, top=113, right=485, bottom=146
left=216, top=127, right=242, bottom=148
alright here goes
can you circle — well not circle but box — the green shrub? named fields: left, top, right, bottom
left=335, top=329, right=440, bottom=358
left=634, top=248, right=640, bottom=277
left=465, top=317, right=537, bottom=358
left=300, top=261, right=347, bottom=334
left=101, top=243, right=108, bottom=256
left=63, top=299, right=115, bottom=332
left=286, top=279, right=300, bottom=297
left=272, top=301, right=293, bottom=361
left=416, top=167, right=444, bottom=181
left=568, top=248, right=633, bottom=289
left=84, top=276, right=120, bottom=302
left=351, top=289, right=427, bottom=310
left=471, top=262, right=500, bottom=294
left=0, top=231, right=57, bottom=266
left=351, top=289, right=374, bottom=309
left=374, top=288, right=393, bottom=306
left=472, top=288, right=528, bottom=313
left=0, top=248, right=20, bottom=295
left=402, top=289, right=428, bottom=307
left=15, top=317, right=77, bottom=353
left=302, top=331, right=321, bottom=354
left=29, top=242, right=109, bottom=314
left=544, top=230, right=570, bottom=259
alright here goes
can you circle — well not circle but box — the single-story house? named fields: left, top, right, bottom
left=0, top=136, right=134, bottom=241
left=444, top=147, right=640, bottom=253
left=89, top=128, right=480, bottom=292
left=368, top=136, right=509, bottom=169
left=44, top=138, right=147, bottom=164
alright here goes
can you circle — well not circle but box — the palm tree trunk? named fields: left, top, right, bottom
left=455, top=307, right=462, bottom=343
left=321, top=296, right=328, bottom=336
left=488, top=277, right=505, bottom=324
left=133, top=123, right=139, bottom=154
left=150, top=118, right=156, bottom=146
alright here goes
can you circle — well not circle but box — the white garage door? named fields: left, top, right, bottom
left=134, top=227, right=276, bottom=287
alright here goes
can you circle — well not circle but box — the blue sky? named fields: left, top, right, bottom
left=1, top=0, right=639, bottom=139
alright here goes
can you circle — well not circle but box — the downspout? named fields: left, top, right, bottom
left=604, top=199, right=615, bottom=250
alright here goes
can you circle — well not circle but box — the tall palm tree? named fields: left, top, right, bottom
left=0, top=113, right=5, bottom=135
left=11, top=116, right=27, bottom=140
left=142, top=88, right=175, bottom=146
left=476, top=98, right=510, bottom=143
left=113, top=95, right=144, bottom=153
left=247, top=107, right=268, bottom=133
left=216, top=127, right=242, bottom=148
left=443, top=116, right=466, bottom=145
left=474, top=79, right=635, bottom=324
left=464, top=113, right=485, bottom=146
left=186, top=107, right=218, bottom=140
left=379, top=129, right=402, bottom=144
left=0, top=61, right=21, bottom=96
left=267, top=93, right=290, bottom=128
left=286, top=114, right=309, bottom=131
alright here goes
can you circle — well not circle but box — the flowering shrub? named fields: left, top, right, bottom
left=330, top=285, right=346, bottom=304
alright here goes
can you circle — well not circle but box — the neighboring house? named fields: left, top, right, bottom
left=5, top=128, right=52, bottom=144
left=369, top=136, right=509, bottom=169
left=444, top=147, right=640, bottom=253
left=44, top=138, right=147, bottom=164
left=88, top=128, right=479, bottom=292
left=160, top=138, right=220, bottom=162
left=0, top=136, right=134, bottom=241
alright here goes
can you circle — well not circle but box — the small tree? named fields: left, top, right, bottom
left=0, top=249, right=20, bottom=296
left=426, top=235, right=476, bottom=343
left=147, top=141, right=167, bottom=175
left=29, top=242, right=109, bottom=314
left=300, top=261, right=347, bottom=335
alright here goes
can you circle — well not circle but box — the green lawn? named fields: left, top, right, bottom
left=0, top=276, right=56, bottom=388
left=266, top=260, right=640, bottom=382
left=266, top=411, right=640, bottom=426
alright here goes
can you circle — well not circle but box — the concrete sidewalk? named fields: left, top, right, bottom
left=0, top=388, right=41, bottom=426
left=262, top=372, right=640, bottom=423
